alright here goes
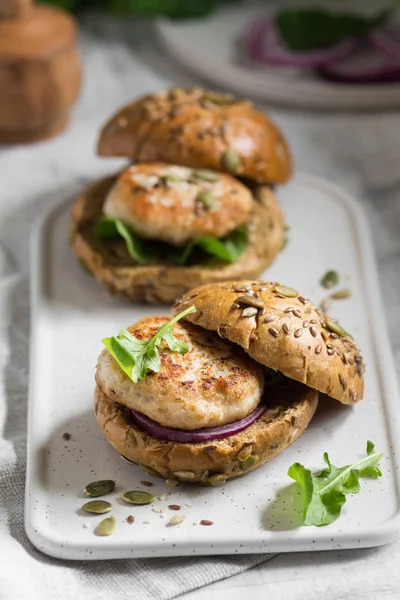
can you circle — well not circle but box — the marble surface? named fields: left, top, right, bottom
left=1, top=15, right=400, bottom=600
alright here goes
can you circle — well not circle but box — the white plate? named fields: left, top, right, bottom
left=155, top=5, right=400, bottom=110
left=25, top=173, right=400, bottom=560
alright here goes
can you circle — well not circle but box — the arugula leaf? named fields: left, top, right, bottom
left=176, top=225, right=248, bottom=265
left=103, top=306, right=196, bottom=383
left=96, top=217, right=248, bottom=266
left=276, top=9, right=390, bottom=51
left=288, top=441, right=383, bottom=527
left=96, top=217, right=152, bottom=265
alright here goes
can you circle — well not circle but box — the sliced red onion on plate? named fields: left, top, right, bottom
left=131, top=403, right=267, bottom=443
left=243, top=16, right=356, bottom=69
left=319, top=41, right=400, bottom=83
left=369, top=21, right=400, bottom=59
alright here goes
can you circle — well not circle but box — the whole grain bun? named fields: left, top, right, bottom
left=97, top=87, right=292, bottom=184
left=94, top=381, right=318, bottom=485
left=70, top=176, right=285, bottom=304
left=174, top=281, right=365, bottom=405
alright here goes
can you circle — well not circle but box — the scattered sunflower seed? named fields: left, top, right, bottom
left=127, top=515, right=135, bottom=524
left=234, top=284, right=251, bottom=292
left=168, top=505, right=181, bottom=511
left=330, top=288, right=352, bottom=300
left=121, top=491, right=155, bottom=505
left=141, top=465, right=163, bottom=478
left=196, top=189, right=215, bottom=209
left=320, top=297, right=332, bottom=313
left=236, top=295, right=264, bottom=309
left=166, top=478, right=181, bottom=487
left=84, top=480, right=116, bottom=498
left=97, top=516, right=116, bottom=536
left=294, top=329, right=302, bottom=338
left=241, top=307, right=258, bottom=318
left=273, top=285, right=298, bottom=298
left=173, top=471, right=195, bottom=481
left=168, top=514, right=187, bottom=526
left=200, top=520, right=214, bottom=526
left=81, top=500, right=113, bottom=514
left=191, top=169, right=219, bottom=182
left=221, top=147, right=240, bottom=173
left=237, top=444, right=253, bottom=462
left=152, top=507, right=164, bottom=514
left=321, top=270, right=339, bottom=289
left=264, top=315, right=275, bottom=323
left=268, top=327, right=279, bottom=338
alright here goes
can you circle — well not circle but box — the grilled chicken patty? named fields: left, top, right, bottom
left=95, top=317, right=264, bottom=430
left=103, top=163, right=253, bottom=246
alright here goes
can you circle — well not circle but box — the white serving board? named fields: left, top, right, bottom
left=25, top=173, right=400, bottom=560
left=155, top=5, right=400, bottom=110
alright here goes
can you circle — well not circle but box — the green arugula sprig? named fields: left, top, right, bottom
left=103, top=306, right=196, bottom=383
left=288, top=441, right=383, bottom=527
left=96, top=217, right=248, bottom=266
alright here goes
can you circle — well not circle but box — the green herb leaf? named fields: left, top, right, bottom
left=96, top=217, right=152, bottom=265
left=175, top=224, right=248, bottom=265
left=276, top=9, right=390, bottom=51
left=288, top=441, right=383, bottom=527
left=103, top=306, right=196, bottom=383
left=96, top=217, right=248, bottom=266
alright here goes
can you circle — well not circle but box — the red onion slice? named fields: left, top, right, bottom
left=319, top=41, right=400, bottom=83
left=131, top=404, right=267, bottom=443
left=243, top=16, right=356, bottom=69
left=369, top=21, right=400, bottom=59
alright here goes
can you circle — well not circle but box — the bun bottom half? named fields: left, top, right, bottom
left=70, top=175, right=285, bottom=304
left=94, top=382, right=318, bottom=485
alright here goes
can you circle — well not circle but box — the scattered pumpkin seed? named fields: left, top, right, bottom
left=84, top=480, right=116, bottom=498
left=81, top=500, right=113, bottom=514
left=121, top=490, right=155, bottom=505
left=330, top=288, right=352, bottom=300
left=241, top=455, right=259, bottom=469
left=191, top=169, right=219, bottom=182
left=168, top=514, right=187, bottom=526
left=196, top=189, right=215, bottom=209
left=141, top=464, right=163, bottom=478
left=162, top=173, right=185, bottom=183
left=273, top=285, right=298, bottom=298
left=173, top=471, right=195, bottom=481
left=208, top=474, right=227, bottom=486
left=97, top=516, right=116, bottom=536
left=321, top=270, right=339, bottom=289
left=221, top=147, right=240, bottom=173
left=325, top=320, right=348, bottom=337
left=237, top=444, right=253, bottom=462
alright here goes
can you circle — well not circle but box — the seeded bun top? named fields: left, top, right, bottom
left=173, top=280, right=365, bottom=405
left=97, top=87, right=292, bottom=185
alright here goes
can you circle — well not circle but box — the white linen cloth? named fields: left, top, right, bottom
left=1, top=19, right=400, bottom=600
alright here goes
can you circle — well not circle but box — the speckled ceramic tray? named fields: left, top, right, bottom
left=25, top=173, right=400, bottom=560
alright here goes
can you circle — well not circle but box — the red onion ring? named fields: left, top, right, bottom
left=369, top=22, right=400, bottom=59
left=131, top=403, right=267, bottom=443
left=243, top=16, right=356, bottom=69
left=319, top=41, right=400, bottom=83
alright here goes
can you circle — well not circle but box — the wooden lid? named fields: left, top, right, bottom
left=0, top=5, right=76, bottom=59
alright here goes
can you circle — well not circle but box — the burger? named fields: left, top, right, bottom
left=71, top=87, right=291, bottom=304
left=94, top=280, right=364, bottom=485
